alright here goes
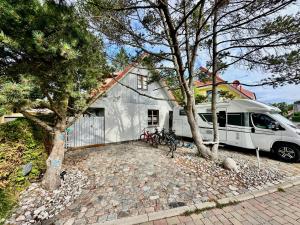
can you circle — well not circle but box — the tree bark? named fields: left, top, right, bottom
left=42, top=122, right=66, bottom=190
left=186, top=94, right=211, bottom=158
left=211, top=0, right=220, bottom=161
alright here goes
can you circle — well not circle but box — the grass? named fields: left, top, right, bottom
left=0, top=118, right=48, bottom=224
left=277, top=187, right=286, bottom=192
left=215, top=200, right=239, bottom=209
left=182, top=200, right=239, bottom=216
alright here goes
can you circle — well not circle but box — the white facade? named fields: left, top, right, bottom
left=89, top=66, right=174, bottom=144
left=294, top=101, right=300, bottom=113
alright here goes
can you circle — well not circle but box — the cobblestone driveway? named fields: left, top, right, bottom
left=144, top=184, right=300, bottom=225
left=56, top=142, right=300, bottom=225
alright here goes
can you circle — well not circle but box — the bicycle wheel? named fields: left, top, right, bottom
left=159, top=135, right=168, bottom=145
left=151, top=134, right=159, bottom=147
left=140, top=134, right=147, bottom=142
left=167, top=140, right=176, bottom=158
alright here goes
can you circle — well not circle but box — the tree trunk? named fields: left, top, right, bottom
left=42, top=127, right=66, bottom=190
left=185, top=95, right=211, bottom=158
left=211, top=76, right=219, bottom=161
left=211, top=0, right=220, bottom=161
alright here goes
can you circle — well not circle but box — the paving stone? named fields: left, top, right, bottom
left=9, top=143, right=300, bottom=225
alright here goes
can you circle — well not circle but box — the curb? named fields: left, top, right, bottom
left=92, top=176, right=300, bottom=225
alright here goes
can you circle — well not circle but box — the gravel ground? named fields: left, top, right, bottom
left=5, top=169, right=89, bottom=225
left=175, top=146, right=286, bottom=189
left=5, top=142, right=300, bottom=225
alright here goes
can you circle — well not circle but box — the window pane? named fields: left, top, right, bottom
left=179, top=109, right=187, bottom=116
left=147, top=110, right=159, bottom=126
left=143, top=77, right=148, bottom=90
left=138, top=76, right=142, bottom=89
left=252, top=113, right=275, bottom=129
left=200, top=113, right=212, bottom=122
left=228, top=113, right=244, bottom=126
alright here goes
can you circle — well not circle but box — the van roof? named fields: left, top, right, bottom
left=192, top=99, right=281, bottom=113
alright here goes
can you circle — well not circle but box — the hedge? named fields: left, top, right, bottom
left=292, top=116, right=300, bottom=122
left=0, top=118, right=48, bottom=224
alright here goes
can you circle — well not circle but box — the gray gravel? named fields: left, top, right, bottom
left=5, top=169, right=88, bottom=225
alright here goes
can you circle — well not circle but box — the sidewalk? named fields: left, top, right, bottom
left=139, top=184, right=300, bottom=225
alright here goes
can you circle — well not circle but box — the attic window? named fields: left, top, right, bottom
left=137, top=75, right=148, bottom=90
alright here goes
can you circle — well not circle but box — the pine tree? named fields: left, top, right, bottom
left=0, top=0, right=110, bottom=190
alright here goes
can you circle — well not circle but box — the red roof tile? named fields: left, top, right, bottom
left=195, top=67, right=256, bottom=100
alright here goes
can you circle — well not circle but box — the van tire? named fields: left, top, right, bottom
left=273, top=143, right=300, bottom=163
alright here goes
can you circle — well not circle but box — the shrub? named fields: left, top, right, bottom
left=0, top=118, right=48, bottom=223
left=292, top=116, right=300, bottom=122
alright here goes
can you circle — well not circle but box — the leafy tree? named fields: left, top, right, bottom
left=271, top=102, right=293, bottom=117
left=112, top=47, right=130, bottom=71
left=83, top=0, right=300, bottom=160
left=0, top=0, right=109, bottom=190
left=195, top=95, right=208, bottom=104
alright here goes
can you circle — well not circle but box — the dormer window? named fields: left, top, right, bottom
left=137, top=75, right=148, bottom=90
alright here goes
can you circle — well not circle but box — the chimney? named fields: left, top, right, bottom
left=232, top=80, right=240, bottom=88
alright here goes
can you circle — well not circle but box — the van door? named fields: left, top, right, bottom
left=250, top=113, right=282, bottom=151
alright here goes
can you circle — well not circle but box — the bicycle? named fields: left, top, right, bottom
left=139, top=128, right=159, bottom=147
left=162, top=129, right=184, bottom=158
left=160, top=129, right=184, bottom=147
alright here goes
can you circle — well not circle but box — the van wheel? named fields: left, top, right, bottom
left=274, top=143, right=300, bottom=162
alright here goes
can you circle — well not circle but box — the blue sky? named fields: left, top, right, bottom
left=221, top=67, right=299, bottom=104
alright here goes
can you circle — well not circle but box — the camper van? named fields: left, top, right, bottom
left=173, top=100, right=300, bottom=162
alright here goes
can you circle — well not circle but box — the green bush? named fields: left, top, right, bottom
left=0, top=118, right=48, bottom=223
left=292, top=116, right=300, bottom=122
left=294, top=112, right=300, bottom=117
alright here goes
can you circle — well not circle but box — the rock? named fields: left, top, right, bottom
left=22, top=162, right=33, bottom=176
left=223, top=157, right=239, bottom=172
left=16, top=215, right=25, bottom=222
left=34, top=205, right=46, bottom=216
left=142, top=186, right=150, bottom=192
left=229, top=185, right=238, bottom=191
left=150, top=195, right=159, bottom=200
left=111, top=200, right=120, bottom=207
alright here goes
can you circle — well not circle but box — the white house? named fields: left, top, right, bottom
left=294, top=100, right=300, bottom=113
left=65, top=62, right=177, bottom=148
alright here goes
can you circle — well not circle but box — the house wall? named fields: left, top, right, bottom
left=91, top=67, right=173, bottom=143
left=195, top=84, right=245, bottom=99
left=294, top=101, right=300, bottom=113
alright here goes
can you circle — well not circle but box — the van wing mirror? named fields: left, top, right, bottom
left=271, top=122, right=280, bottom=131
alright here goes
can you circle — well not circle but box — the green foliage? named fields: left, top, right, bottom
left=0, top=189, right=14, bottom=224
left=0, top=78, right=35, bottom=115
left=112, top=47, right=130, bottom=71
left=0, top=0, right=110, bottom=122
left=271, top=102, right=293, bottom=116
left=218, top=90, right=235, bottom=100
left=292, top=116, right=300, bottom=122
left=195, top=95, right=208, bottom=104
left=294, top=112, right=300, bottom=117
left=0, top=118, right=48, bottom=222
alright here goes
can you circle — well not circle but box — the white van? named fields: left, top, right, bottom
left=173, top=99, right=300, bottom=162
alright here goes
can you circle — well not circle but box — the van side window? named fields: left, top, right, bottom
left=251, top=113, right=275, bottom=129
left=199, top=113, right=212, bottom=122
left=218, top=111, right=226, bottom=127
left=227, top=113, right=245, bottom=126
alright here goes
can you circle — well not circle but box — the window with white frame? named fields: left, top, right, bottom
left=148, top=110, right=159, bottom=126
left=137, top=75, right=148, bottom=90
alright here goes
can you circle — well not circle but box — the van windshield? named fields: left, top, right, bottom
left=271, top=113, right=297, bottom=129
